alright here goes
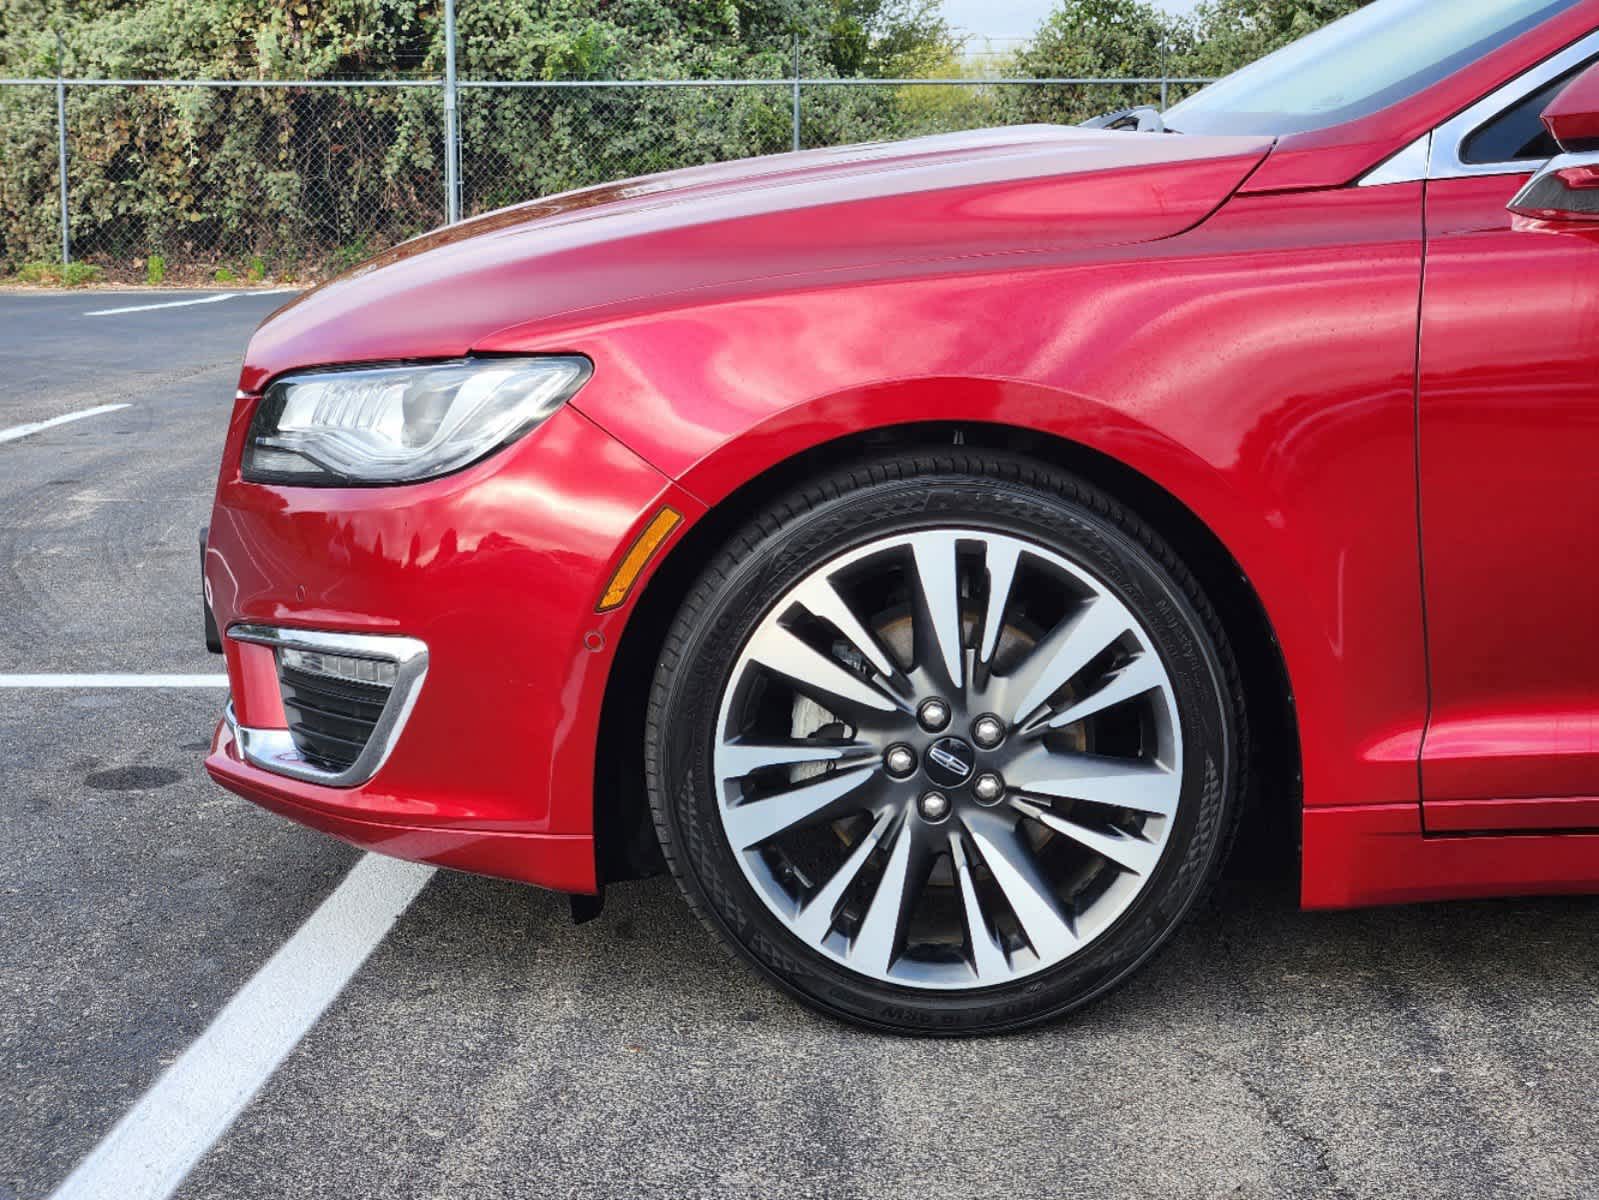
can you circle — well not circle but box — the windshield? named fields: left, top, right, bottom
left=1166, top=0, right=1582, bottom=136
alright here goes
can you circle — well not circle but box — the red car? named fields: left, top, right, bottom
left=203, top=0, right=1599, bottom=1033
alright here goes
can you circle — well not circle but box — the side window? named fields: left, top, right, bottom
left=1462, top=61, right=1595, bottom=164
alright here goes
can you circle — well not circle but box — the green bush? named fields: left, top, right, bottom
left=146, top=253, right=165, bottom=285
left=14, top=261, right=56, bottom=284
left=0, top=1, right=960, bottom=278
left=1001, top=0, right=1374, bottom=124
left=12, top=259, right=102, bottom=285
left=214, top=265, right=236, bottom=282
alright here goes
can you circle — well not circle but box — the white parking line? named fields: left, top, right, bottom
left=0, top=674, right=228, bottom=687
left=0, top=404, right=130, bottom=445
left=84, top=293, right=237, bottom=316
left=84, top=290, right=293, bottom=316
left=49, top=853, right=437, bottom=1200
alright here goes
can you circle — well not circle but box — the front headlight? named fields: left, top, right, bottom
left=241, top=356, right=592, bottom=485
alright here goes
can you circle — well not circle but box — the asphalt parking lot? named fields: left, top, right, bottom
left=2, top=288, right=1597, bottom=1200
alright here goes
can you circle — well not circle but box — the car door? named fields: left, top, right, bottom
left=1418, top=34, right=1599, bottom=832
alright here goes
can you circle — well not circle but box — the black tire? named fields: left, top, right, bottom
left=645, top=451, right=1245, bottom=1034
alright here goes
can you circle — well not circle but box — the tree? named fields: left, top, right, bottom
left=1002, top=0, right=1191, bottom=125
left=823, top=0, right=955, bottom=78
left=1181, top=0, right=1373, bottom=77
left=1000, top=0, right=1373, bottom=127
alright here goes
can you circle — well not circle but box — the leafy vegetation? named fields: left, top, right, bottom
left=1183, top=0, right=1374, bottom=78
left=1002, top=0, right=1183, bottom=125
left=13, top=259, right=103, bottom=285
left=0, top=0, right=1370, bottom=280
left=1001, top=0, right=1372, bottom=124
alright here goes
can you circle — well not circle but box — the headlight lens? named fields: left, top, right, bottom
left=242, top=356, right=592, bottom=485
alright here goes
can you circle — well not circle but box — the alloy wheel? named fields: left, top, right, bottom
left=711, top=528, right=1184, bottom=990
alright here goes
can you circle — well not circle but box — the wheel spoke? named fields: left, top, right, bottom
left=791, top=572, right=900, bottom=681
left=722, top=764, right=880, bottom=850
left=1043, top=651, right=1166, bottom=729
left=792, top=809, right=896, bottom=944
left=908, top=532, right=966, bottom=690
left=963, top=810, right=1078, bottom=962
left=1005, top=598, right=1133, bottom=725
left=950, top=830, right=1009, bottom=981
left=1007, top=745, right=1180, bottom=818
left=1010, top=797, right=1162, bottom=876
left=850, top=819, right=932, bottom=976
left=745, top=623, right=905, bottom=716
left=976, top=540, right=1022, bottom=667
left=715, top=738, right=877, bottom=784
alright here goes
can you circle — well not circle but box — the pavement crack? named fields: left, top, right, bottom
left=1193, top=1048, right=1356, bottom=1200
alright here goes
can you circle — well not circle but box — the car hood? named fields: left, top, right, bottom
left=240, top=125, right=1272, bottom=391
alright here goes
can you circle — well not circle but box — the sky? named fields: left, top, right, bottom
left=942, top=0, right=1201, bottom=43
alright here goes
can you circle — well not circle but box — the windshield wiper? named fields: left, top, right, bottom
left=1080, top=106, right=1167, bottom=133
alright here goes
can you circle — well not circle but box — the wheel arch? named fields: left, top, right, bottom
left=593, top=419, right=1301, bottom=885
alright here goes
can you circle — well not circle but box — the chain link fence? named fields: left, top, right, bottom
left=0, top=69, right=1209, bottom=285
left=456, top=82, right=793, bottom=218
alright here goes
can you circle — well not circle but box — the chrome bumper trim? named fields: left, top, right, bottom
left=224, top=624, right=429, bottom=788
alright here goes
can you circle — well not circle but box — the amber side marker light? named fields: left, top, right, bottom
left=597, top=506, right=683, bottom=612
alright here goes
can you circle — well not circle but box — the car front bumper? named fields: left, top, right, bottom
left=202, top=397, right=701, bottom=893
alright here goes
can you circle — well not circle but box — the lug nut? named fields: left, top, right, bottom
left=971, top=714, right=1006, bottom=749
left=917, top=698, right=951, bottom=732
left=918, top=790, right=951, bottom=823
left=884, top=744, right=916, bottom=778
left=972, top=772, right=1005, bottom=805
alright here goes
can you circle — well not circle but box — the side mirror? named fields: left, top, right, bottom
left=1509, top=60, right=1599, bottom=221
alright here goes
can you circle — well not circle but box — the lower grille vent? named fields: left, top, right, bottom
left=227, top=624, right=429, bottom=787
left=279, top=666, right=391, bottom=773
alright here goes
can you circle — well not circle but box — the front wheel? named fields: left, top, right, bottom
left=646, top=452, right=1244, bottom=1034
